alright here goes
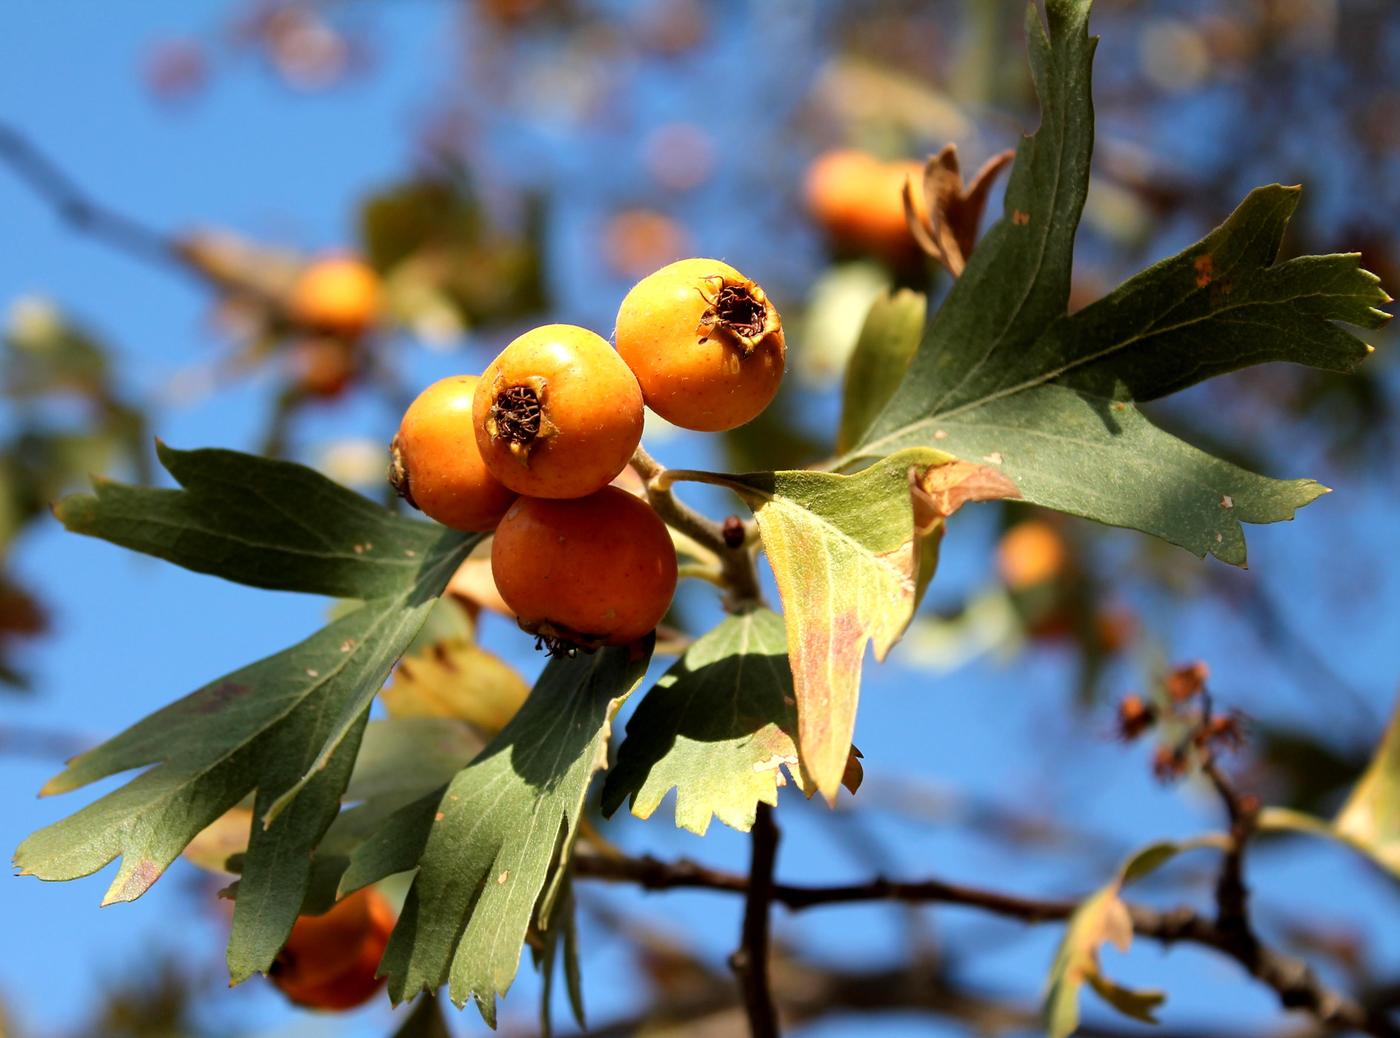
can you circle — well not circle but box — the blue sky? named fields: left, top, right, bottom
left=2, top=3, right=1398, bottom=1036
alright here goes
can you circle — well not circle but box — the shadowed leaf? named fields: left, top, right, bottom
left=375, top=642, right=651, bottom=1024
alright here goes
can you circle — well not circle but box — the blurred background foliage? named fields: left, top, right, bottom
left=1, top=0, right=1397, bottom=1035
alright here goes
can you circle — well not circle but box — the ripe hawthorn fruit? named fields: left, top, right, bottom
left=269, top=887, right=395, bottom=1012
left=804, top=149, right=928, bottom=261
left=288, top=255, right=382, bottom=339
left=614, top=257, right=785, bottom=432
left=390, top=374, right=517, bottom=532
left=490, top=485, right=678, bottom=650
left=473, top=324, right=644, bottom=499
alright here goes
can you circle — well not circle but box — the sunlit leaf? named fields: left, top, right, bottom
left=15, top=448, right=476, bottom=985
left=675, top=450, right=1012, bottom=799
left=1044, top=838, right=1223, bottom=1037
left=837, top=289, right=926, bottom=452
left=382, top=637, right=530, bottom=738
left=1257, top=696, right=1400, bottom=880
left=845, top=0, right=1390, bottom=565
left=602, top=609, right=861, bottom=835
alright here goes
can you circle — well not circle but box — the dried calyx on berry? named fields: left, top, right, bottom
left=387, top=434, right=416, bottom=510
left=484, top=375, right=558, bottom=465
left=697, top=274, right=781, bottom=355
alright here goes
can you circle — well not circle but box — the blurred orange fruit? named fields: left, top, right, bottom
left=288, top=255, right=382, bottom=339
left=996, top=520, right=1070, bottom=591
left=270, top=887, right=395, bottom=1012
left=270, top=885, right=397, bottom=1008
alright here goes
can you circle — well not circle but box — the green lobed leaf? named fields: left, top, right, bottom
left=54, top=442, right=449, bottom=599
left=602, top=608, right=860, bottom=835
left=15, top=448, right=477, bottom=984
left=848, top=1, right=1390, bottom=564
left=373, top=642, right=652, bottom=1024
left=837, top=289, right=927, bottom=452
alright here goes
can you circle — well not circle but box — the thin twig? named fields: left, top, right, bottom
left=630, top=444, right=764, bottom=610
left=572, top=850, right=1399, bottom=1037
left=731, top=803, right=781, bottom=1038
left=0, top=122, right=181, bottom=272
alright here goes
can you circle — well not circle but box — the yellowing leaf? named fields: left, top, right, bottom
left=1257, top=696, right=1400, bottom=880
left=1335, top=699, right=1400, bottom=874
left=183, top=805, right=254, bottom=875
left=1044, top=838, right=1221, bottom=1037
left=675, top=448, right=1014, bottom=800
left=602, top=609, right=862, bottom=835
left=382, top=637, right=529, bottom=738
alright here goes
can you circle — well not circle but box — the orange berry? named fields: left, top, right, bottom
left=390, top=375, right=517, bottom=532
left=804, top=150, right=927, bottom=262
left=270, top=887, right=395, bottom=1012
left=996, top=519, right=1070, bottom=591
left=490, top=486, right=678, bottom=649
left=614, top=258, right=785, bottom=432
left=473, top=324, right=644, bottom=499
left=288, top=336, right=356, bottom=399
left=288, top=255, right=382, bottom=338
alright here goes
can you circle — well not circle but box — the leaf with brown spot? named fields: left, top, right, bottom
left=13, top=447, right=479, bottom=986
left=848, top=0, right=1391, bottom=565
left=370, top=642, right=652, bottom=1025
left=672, top=448, right=999, bottom=800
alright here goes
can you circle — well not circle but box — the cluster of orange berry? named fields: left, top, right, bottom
left=389, top=258, right=785, bottom=651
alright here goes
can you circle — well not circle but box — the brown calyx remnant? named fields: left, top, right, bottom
left=698, top=276, right=781, bottom=354
left=387, top=434, right=417, bottom=511
left=486, top=376, right=555, bottom=464
left=521, top=617, right=606, bottom=657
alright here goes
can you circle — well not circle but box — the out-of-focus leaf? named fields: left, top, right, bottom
left=382, top=637, right=529, bottom=738
left=359, top=177, right=546, bottom=328
left=534, top=868, right=585, bottom=1035
left=838, top=289, right=926, bottom=452
left=602, top=609, right=861, bottom=835
left=1044, top=838, right=1222, bottom=1037
left=16, top=448, right=476, bottom=984
left=847, top=0, right=1391, bottom=565
left=4, top=296, right=111, bottom=396
left=676, top=450, right=1013, bottom=799
left=795, top=261, right=891, bottom=388
left=389, top=992, right=453, bottom=1038
left=1257, top=696, right=1400, bottom=880
left=183, top=804, right=254, bottom=875
left=373, top=643, right=651, bottom=1024
left=54, top=443, right=453, bottom=599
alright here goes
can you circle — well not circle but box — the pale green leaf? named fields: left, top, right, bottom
left=1256, top=700, right=1400, bottom=881
left=838, top=289, right=926, bottom=452
left=602, top=609, right=861, bottom=835
left=675, top=451, right=1012, bottom=799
